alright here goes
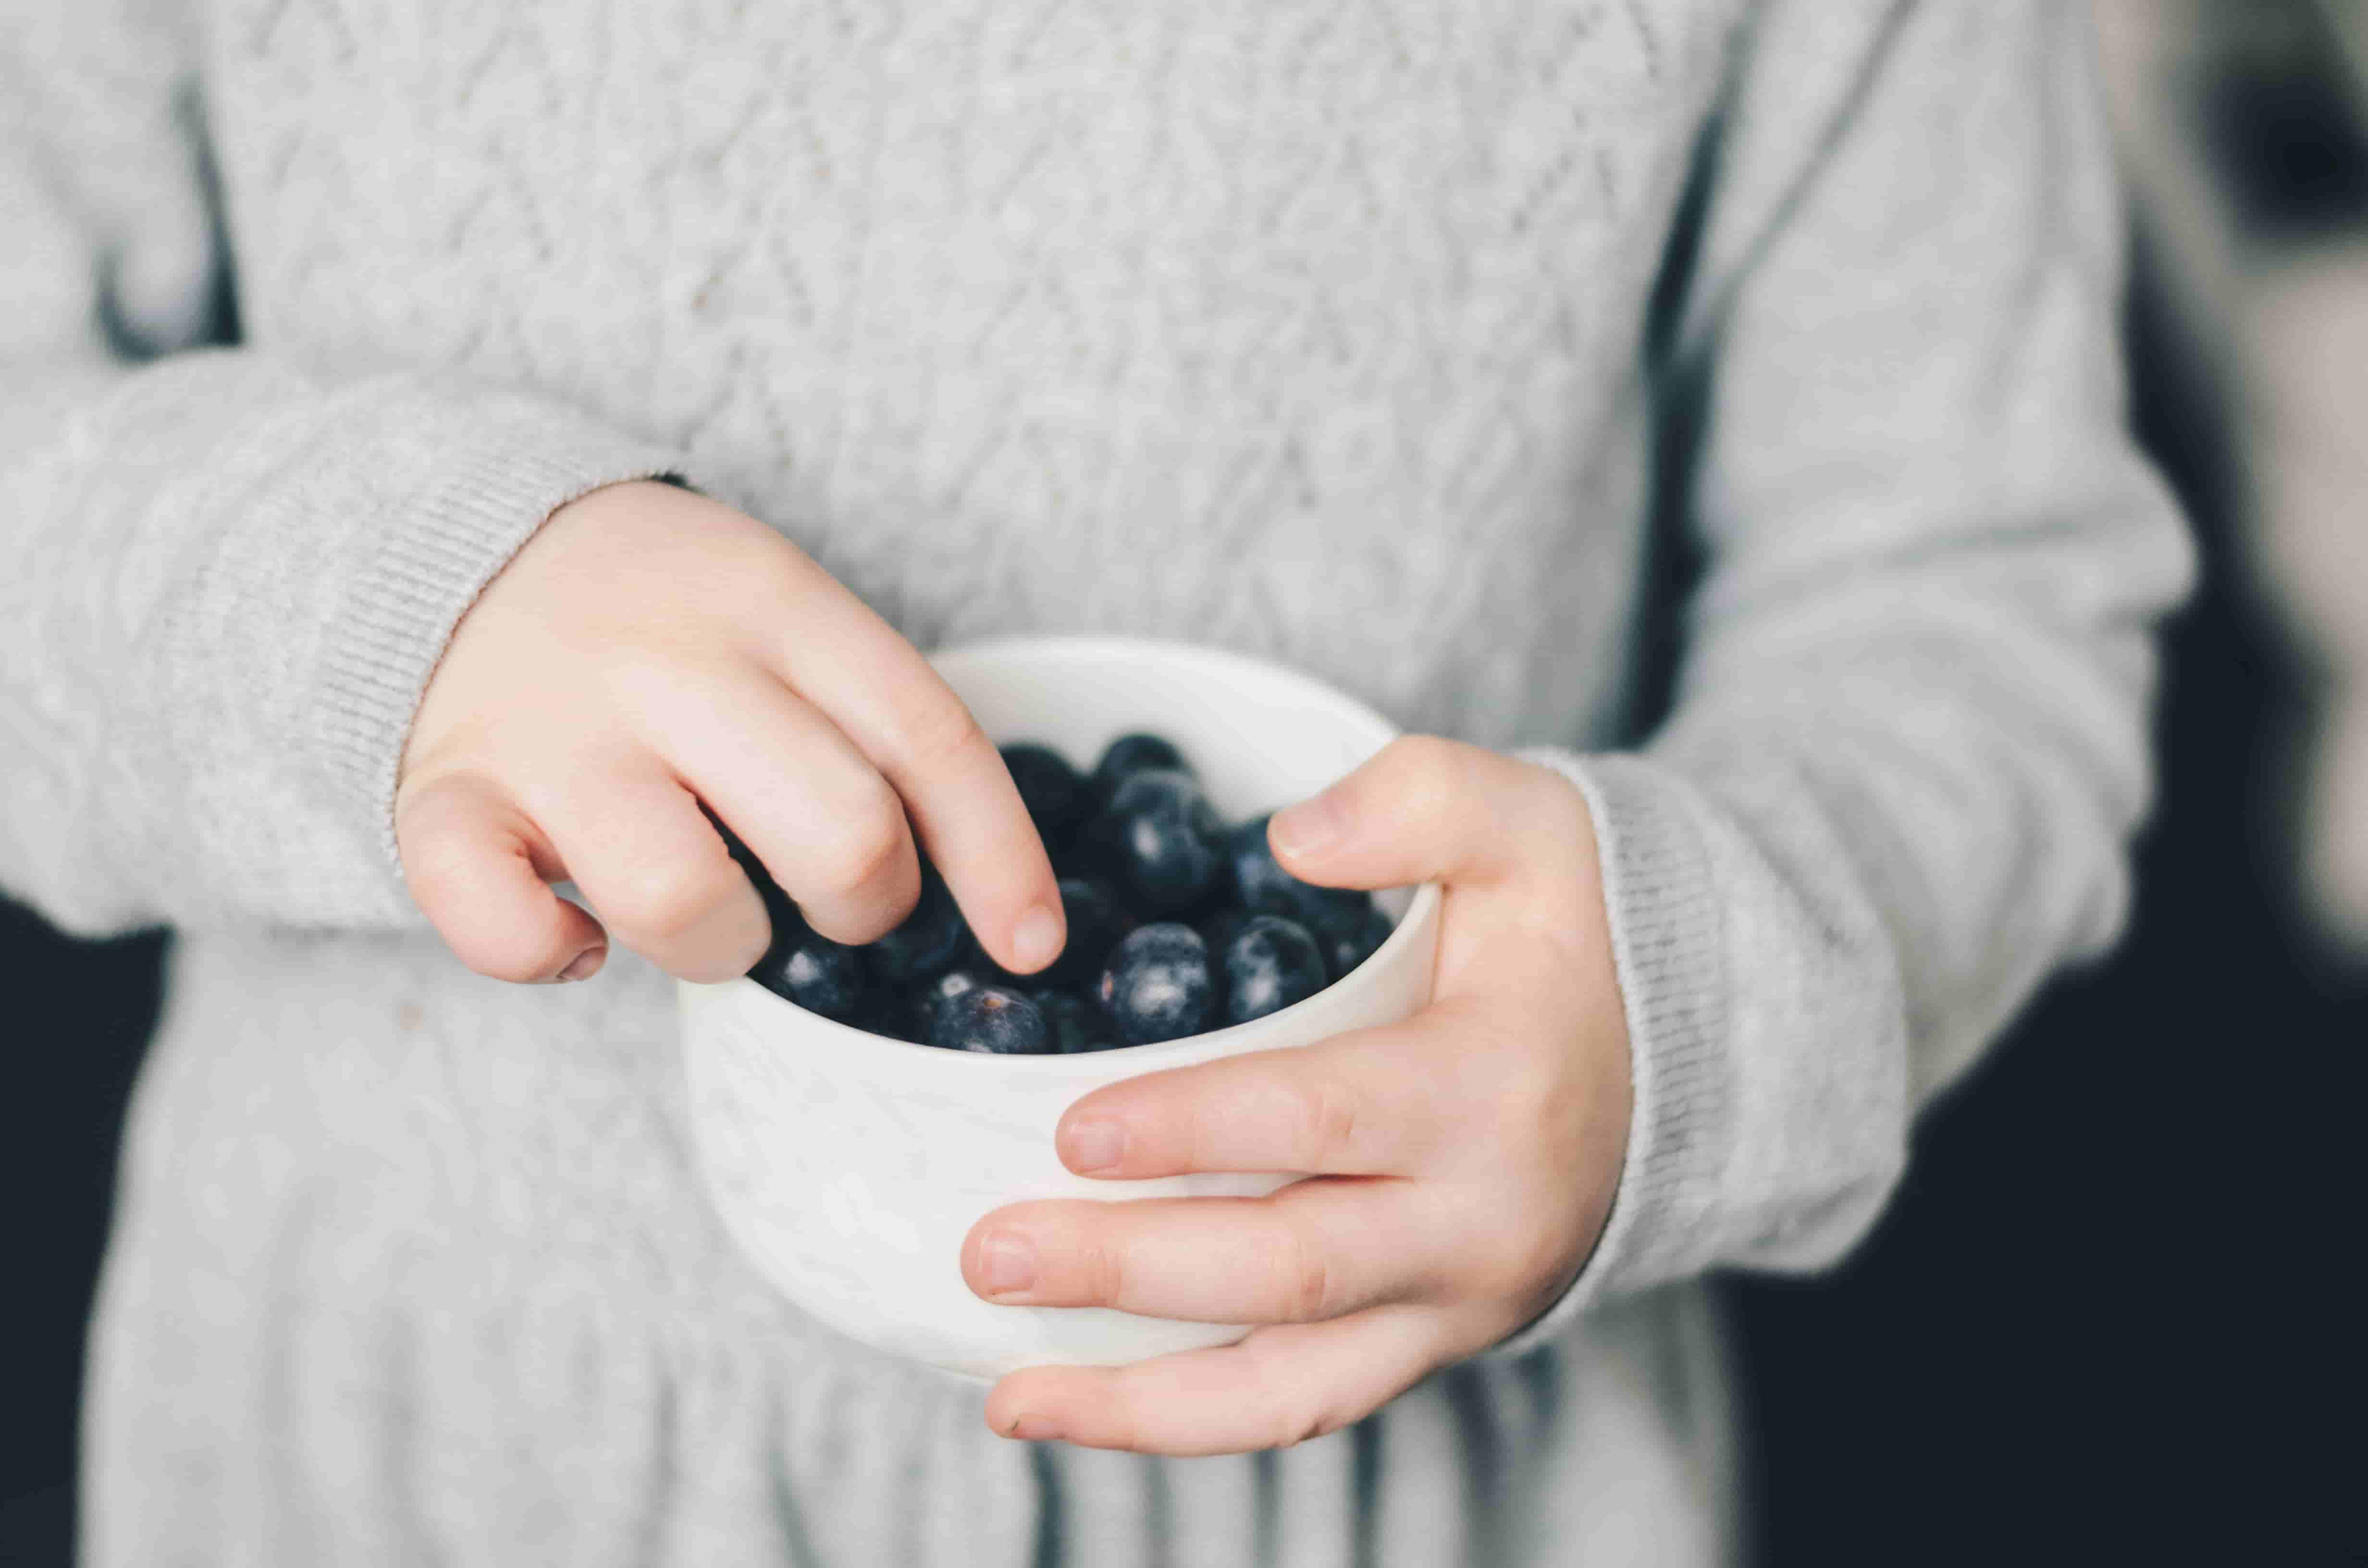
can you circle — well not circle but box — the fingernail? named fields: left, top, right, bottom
left=1062, top=1118, right=1126, bottom=1173
left=1011, top=902, right=1064, bottom=972
left=557, top=944, right=605, bottom=982
left=979, top=1231, right=1036, bottom=1297
left=1269, top=790, right=1344, bottom=859
left=1007, top=1414, right=1061, bottom=1442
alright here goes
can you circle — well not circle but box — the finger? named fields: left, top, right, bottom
left=1265, top=735, right=1587, bottom=893
left=758, top=554, right=1062, bottom=974
left=986, top=1305, right=1447, bottom=1456
left=962, top=1177, right=1445, bottom=1324
left=644, top=664, right=921, bottom=945
left=533, top=754, right=772, bottom=982
left=396, top=771, right=609, bottom=983
left=1050, top=1004, right=1492, bottom=1179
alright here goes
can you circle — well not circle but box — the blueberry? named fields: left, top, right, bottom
left=1220, top=914, right=1326, bottom=1025
left=1097, top=923, right=1214, bottom=1044
left=915, top=967, right=984, bottom=1032
left=1084, top=769, right=1227, bottom=917
left=930, top=986, right=1054, bottom=1055
left=1038, top=877, right=1127, bottom=990
left=864, top=866, right=968, bottom=982
left=1001, top=742, right=1093, bottom=848
left=1197, top=905, right=1251, bottom=962
left=1091, top=732, right=1190, bottom=799
left=1229, top=814, right=1371, bottom=934
left=1033, top=989, right=1118, bottom=1054
left=1322, top=904, right=1395, bottom=981
left=748, top=914, right=870, bottom=1021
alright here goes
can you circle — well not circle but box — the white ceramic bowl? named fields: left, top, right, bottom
left=678, top=636, right=1441, bottom=1381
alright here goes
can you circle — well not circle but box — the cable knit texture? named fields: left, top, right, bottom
left=0, top=1, right=2188, bottom=1563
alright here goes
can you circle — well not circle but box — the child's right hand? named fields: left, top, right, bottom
left=393, top=480, right=1065, bottom=986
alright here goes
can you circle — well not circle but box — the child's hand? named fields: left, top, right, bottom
left=395, top=480, right=1064, bottom=984
left=963, top=739, right=1632, bottom=1454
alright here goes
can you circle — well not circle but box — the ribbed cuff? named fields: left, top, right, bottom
left=1488, top=749, right=1735, bottom=1357
left=312, top=393, right=681, bottom=868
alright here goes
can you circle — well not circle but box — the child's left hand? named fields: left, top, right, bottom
left=962, top=737, right=1633, bottom=1455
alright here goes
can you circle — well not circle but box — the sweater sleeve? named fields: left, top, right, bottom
left=1496, top=0, right=2194, bottom=1350
left=0, top=5, right=680, bottom=937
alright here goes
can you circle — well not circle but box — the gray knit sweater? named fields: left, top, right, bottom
left=2, top=1, right=2188, bottom=1563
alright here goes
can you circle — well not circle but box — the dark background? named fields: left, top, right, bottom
left=5, top=31, right=2366, bottom=1568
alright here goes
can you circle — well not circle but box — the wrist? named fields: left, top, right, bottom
left=1480, top=748, right=1728, bottom=1354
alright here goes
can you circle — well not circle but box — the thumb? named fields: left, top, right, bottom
left=1265, top=736, right=1589, bottom=893
left=397, top=771, right=610, bottom=983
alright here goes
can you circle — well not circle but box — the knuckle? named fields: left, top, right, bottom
left=891, top=690, right=989, bottom=778
left=811, top=799, right=909, bottom=896
left=613, top=857, right=733, bottom=944
left=399, top=833, right=472, bottom=913
left=1291, top=1078, right=1364, bottom=1170
left=1387, top=734, right=1467, bottom=801
left=1270, top=1399, right=1349, bottom=1450
left=395, top=783, right=488, bottom=884
left=1276, top=1222, right=1335, bottom=1323
left=1369, top=735, right=1471, bottom=833
left=1094, top=1384, right=1147, bottom=1453
left=1079, top=1233, right=1129, bottom=1309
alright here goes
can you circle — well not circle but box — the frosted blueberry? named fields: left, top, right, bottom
left=1220, top=914, right=1325, bottom=1025
left=930, top=986, right=1053, bottom=1054
left=1097, top=923, right=1214, bottom=1044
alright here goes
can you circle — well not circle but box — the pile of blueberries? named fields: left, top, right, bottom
left=734, top=733, right=1394, bottom=1054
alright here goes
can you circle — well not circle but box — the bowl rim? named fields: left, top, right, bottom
left=711, top=632, right=1443, bottom=1074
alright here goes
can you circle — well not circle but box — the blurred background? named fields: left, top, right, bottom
left=3, top=3, right=2363, bottom=1563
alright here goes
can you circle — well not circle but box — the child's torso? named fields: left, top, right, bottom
left=88, top=10, right=1753, bottom=1562
left=194, top=0, right=1737, bottom=742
